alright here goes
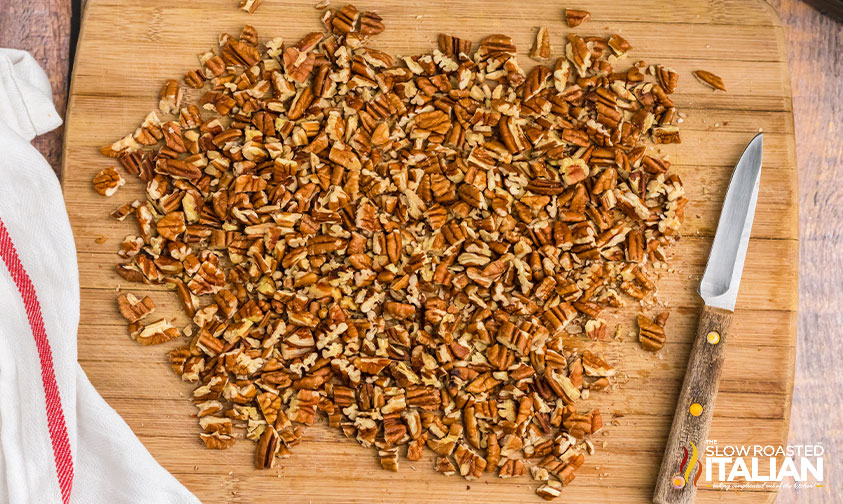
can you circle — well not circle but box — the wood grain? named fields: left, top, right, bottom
left=0, top=0, right=72, bottom=173
left=653, top=306, right=734, bottom=504
left=60, top=1, right=798, bottom=503
left=766, top=1, right=843, bottom=502
left=2, top=0, right=834, bottom=501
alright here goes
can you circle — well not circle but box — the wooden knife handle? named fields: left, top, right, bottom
left=653, top=305, right=733, bottom=504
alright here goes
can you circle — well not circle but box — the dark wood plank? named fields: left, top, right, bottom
left=766, top=1, right=843, bottom=502
left=0, top=0, right=72, bottom=174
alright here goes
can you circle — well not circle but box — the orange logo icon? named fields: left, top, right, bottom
left=672, top=441, right=702, bottom=489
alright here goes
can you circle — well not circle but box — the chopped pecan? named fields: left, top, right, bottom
left=130, top=319, right=180, bottom=345
left=453, top=443, right=487, bottom=479
left=283, top=47, right=316, bottom=83
left=693, top=70, right=727, bottom=91
left=584, top=319, right=607, bottom=341
left=240, top=0, right=261, bottom=13
left=255, top=426, right=280, bottom=468
left=438, top=34, right=472, bottom=57
left=200, top=432, right=235, bottom=449
left=434, top=456, right=456, bottom=475
left=530, top=27, right=551, bottom=60
left=607, top=34, right=631, bottom=56
left=117, top=293, right=155, bottom=322
left=183, top=69, right=205, bottom=88
left=157, top=212, right=186, bottom=241
left=564, top=8, right=591, bottom=27
left=637, top=314, right=667, bottom=351
left=581, top=350, right=615, bottom=377
left=359, top=11, right=384, bottom=35
left=536, top=480, right=563, bottom=500
left=92, top=167, right=125, bottom=197
left=158, top=79, right=182, bottom=114
left=378, top=447, right=399, bottom=471
left=656, top=65, right=679, bottom=94
left=499, top=458, right=527, bottom=478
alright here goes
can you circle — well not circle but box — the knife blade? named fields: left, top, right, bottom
left=699, top=132, right=764, bottom=311
left=653, top=133, right=763, bottom=504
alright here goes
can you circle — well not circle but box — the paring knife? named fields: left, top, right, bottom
left=652, top=133, right=764, bottom=504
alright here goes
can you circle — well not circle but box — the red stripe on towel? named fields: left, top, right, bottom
left=0, top=217, right=73, bottom=503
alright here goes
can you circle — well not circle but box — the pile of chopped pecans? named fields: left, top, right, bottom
left=97, top=4, right=688, bottom=499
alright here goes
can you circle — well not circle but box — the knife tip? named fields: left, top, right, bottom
left=746, top=131, right=763, bottom=153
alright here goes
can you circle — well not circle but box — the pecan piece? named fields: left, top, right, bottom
left=438, top=34, right=472, bottom=57
left=157, top=212, right=186, bottom=241
left=187, top=261, right=225, bottom=295
left=130, top=319, right=180, bottom=346
left=656, top=65, right=679, bottom=94
left=255, top=426, right=280, bottom=469
left=359, top=11, right=384, bottom=35
left=158, top=79, right=182, bottom=114
left=414, top=110, right=451, bottom=135
left=117, top=293, right=155, bottom=323
left=653, top=125, right=681, bottom=144
left=479, top=34, right=516, bottom=58
left=283, top=46, right=316, bottom=83
left=499, top=458, right=527, bottom=478
left=607, top=34, right=631, bottom=56
left=434, top=456, right=456, bottom=475
left=92, top=167, right=125, bottom=197
left=384, top=301, right=415, bottom=320
left=527, top=179, right=565, bottom=196
left=453, top=443, right=487, bottom=479
left=565, top=34, right=591, bottom=77
left=378, top=447, right=399, bottom=471
left=288, top=87, right=314, bottom=120
left=536, top=479, right=563, bottom=500
left=200, top=432, right=235, bottom=449
left=564, top=8, right=591, bottom=28
left=240, top=0, right=261, bottom=13
left=183, top=69, right=204, bottom=88
left=161, top=121, right=185, bottom=153
left=637, top=314, right=667, bottom=351
left=693, top=70, right=727, bottom=92
left=530, top=27, right=551, bottom=60
left=330, top=4, right=359, bottom=34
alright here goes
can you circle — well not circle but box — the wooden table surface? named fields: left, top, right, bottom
left=2, top=0, right=839, bottom=501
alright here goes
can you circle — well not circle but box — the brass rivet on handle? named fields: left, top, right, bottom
left=689, top=403, right=703, bottom=416
left=706, top=330, right=721, bottom=345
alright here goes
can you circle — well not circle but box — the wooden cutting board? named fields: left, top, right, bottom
left=62, top=0, right=798, bottom=502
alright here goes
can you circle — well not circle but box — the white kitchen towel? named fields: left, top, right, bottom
left=0, top=48, right=201, bottom=504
